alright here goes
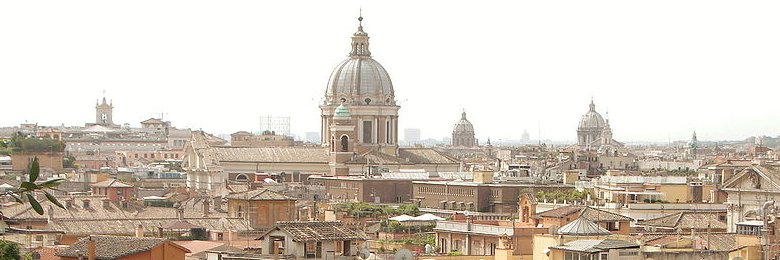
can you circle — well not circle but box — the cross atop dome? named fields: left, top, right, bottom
left=350, top=15, right=371, bottom=57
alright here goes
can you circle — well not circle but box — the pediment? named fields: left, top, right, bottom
left=722, top=166, right=780, bottom=191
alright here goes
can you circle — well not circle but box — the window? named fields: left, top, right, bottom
left=386, top=121, right=391, bottom=143
left=363, top=121, right=373, bottom=144
left=606, top=222, right=620, bottom=231
left=340, top=135, right=349, bottom=152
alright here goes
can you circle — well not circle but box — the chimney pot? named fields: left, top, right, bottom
left=135, top=224, right=144, bottom=237
left=87, top=236, right=96, bottom=260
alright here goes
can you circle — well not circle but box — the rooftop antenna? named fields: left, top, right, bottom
left=537, top=120, right=541, bottom=145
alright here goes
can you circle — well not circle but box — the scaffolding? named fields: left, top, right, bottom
left=259, top=115, right=291, bottom=136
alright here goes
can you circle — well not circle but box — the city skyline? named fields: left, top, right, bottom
left=1, top=1, right=779, bottom=143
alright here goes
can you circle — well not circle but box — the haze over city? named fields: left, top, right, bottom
left=1, top=1, right=779, bottom=143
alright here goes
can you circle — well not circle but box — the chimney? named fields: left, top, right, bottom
left=227, top=230, right=235, bottom=242
left=213, top=197, right=223, bottom=212
left=176, top=206, right=184, bottom=221
left=87, top=236, right=96, bottom=260
left=82, top=199, right=91, bottom=208
left=157, top=226, right=164, bottom=238
left=65, top=198, right=74, bottom=208
left=135, top=224, right=144, bottom=238
left=202, top=197, right=210, bottom=217
left=47, top=205, right=54, bottom=222
left=101, top=199, right=111, bottom=208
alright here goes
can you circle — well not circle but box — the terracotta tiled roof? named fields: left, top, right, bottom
left=398, top=148, right=459, bottom=164
left=637, top=211, right=727, bottom=230
left=49, top=217, right=251, bottom=235
left=644, top=233, right=737, bottom=251
left=225, top=189, right=296, bottom=201
left=173, top=240, right=240, bottom=256
left=163, top=220, right=201, bottom=230
left=56, top=235, right=190, bottom=259
left=259, top=221, right=368, bottom=242
left=4, top=196, right=228, bottom=221
left=537, top=206, right=632, bottom=222
left=551, top=239, right=638, bottom=253
left=213, top=147, right=329, bottom=163
left=33, top=246, right=62, bottom=260
left=537, top=206, right=583, bottom=218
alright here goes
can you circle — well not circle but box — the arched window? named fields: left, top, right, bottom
left=236, top=174, right=248, bottom=182
left=340, top=135, right=349, bottom=152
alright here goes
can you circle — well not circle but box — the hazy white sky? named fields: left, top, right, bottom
left=1, top=1, right=779, bottom=143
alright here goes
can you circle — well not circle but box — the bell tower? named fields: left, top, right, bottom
left=95, top=95, right=114, bottom=126
left=328, top=104, right=357, bottom=176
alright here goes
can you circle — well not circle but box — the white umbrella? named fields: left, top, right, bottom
left=389, top=214, right=415, bottom=222
left=413, top=213, right=445, bottom=221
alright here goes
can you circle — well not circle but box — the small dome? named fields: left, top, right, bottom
left=334, top=103, right=351, bottom=118
left=453, top=111, right=474, bottom=133
left=557, top=217, right=611, bottom=236
left=579, top=101, right=606, bottom=129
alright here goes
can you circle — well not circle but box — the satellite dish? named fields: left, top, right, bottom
left=394, top=249, right=414, bottom=260
left=358, top=248, right=371, bottom=260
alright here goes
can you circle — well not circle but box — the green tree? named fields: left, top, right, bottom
left=0, top=240, right=21, bottom=260
left=1, top=157, right=65, bottom=215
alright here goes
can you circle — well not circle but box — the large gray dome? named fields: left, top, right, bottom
left=578, top=101, right=606, bottom=129
left=325, top=57, right=394, bottom=105
left=453, top=111, right=475, bottom=133
left=324, top=16, right=395, bottom=106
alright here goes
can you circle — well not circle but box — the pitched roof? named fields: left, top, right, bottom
left=345, top=148, right=460, bottom=165
left=172, top=240, right=238, bottom=256
left=644, top=233, right=737, bottom=252
left=49, top=217, right=251, bottom=235
left=723, top=164, right=780, bottom=190
left=537, top=206, right=632, bottom=222
left=141, top=118, right=165, bottom=124
left=56, top=235, right=190, bottom=259
left=557, top=217, right=611, bottom=236
left=163, top=220, right=201, bottom=230
left=551, top=239, right=638, bottom=253
left=258, top=221, right=368, bottom=242
left=91, top=179, right=133, bottom=188
left=637, top=211, right=727, bottom=230
left=398, top=148, right=459, bottom=164
left=213, top=147, right=329, bottom=163
left=225, top=189, right=296, bottom=201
